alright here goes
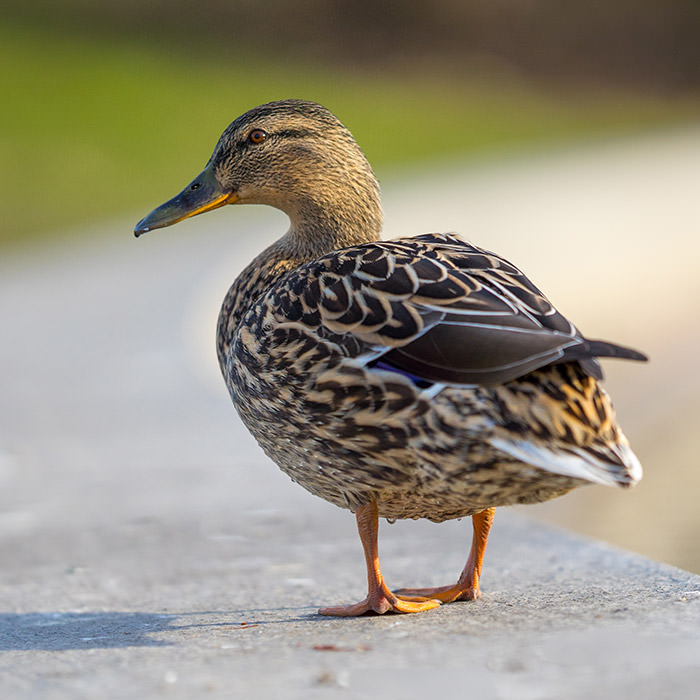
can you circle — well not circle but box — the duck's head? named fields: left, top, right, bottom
left=134, top=99, right=382, bottom=246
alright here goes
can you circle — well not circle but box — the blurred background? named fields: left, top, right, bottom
left=1, top=2, right=699, bottom=572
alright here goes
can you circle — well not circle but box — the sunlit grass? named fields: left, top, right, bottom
left=1, top=22, right=698, bottom=248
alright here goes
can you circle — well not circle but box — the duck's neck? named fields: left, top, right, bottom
left=216, top=187, right=382, bottom=372
left=285, top=185, right=383, bottom=255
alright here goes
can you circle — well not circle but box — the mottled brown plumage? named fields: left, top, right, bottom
left=135, top=99, right=646, bottom=616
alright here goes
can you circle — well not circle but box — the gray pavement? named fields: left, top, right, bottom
left=1, top=129, right=699, bottom=698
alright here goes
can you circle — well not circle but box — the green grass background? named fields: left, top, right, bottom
left=2, top=22, right=698, bottom=248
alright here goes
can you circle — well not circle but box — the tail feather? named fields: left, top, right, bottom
left=562, top=339, right=647, bottom=381
left=586, top=340, right=648, bottom=363
left=490, top=436, right=643, bottom=488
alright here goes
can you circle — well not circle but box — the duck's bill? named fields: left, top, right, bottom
left=134, top=164, right=237, bottom=236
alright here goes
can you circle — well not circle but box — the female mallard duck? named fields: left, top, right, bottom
left=135, top=99, right=646, bottom=616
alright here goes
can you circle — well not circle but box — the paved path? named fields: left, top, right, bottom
left=1, top=128, right=699, bottom=698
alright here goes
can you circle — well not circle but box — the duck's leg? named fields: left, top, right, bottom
left=318, top=500, right=442, bottom=616
left=394, top=507, right=495, bottom=603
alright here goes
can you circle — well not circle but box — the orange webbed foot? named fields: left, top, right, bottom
left=319, top=587, right=441, bottom=616
left=393, top=582, right=480, bottom=604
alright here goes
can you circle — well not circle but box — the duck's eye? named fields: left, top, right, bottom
left=248, top=129, right=267, bottom=144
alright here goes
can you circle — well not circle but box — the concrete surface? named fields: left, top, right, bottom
left=1, top=128, right=699, bottom=698
left=1, top=508, right=699, bottom=699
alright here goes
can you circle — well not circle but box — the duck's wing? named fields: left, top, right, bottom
left=273, top=233, right=646, bottom=387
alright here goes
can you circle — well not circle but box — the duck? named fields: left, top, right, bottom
left=135, top=99, right=646, bottom=616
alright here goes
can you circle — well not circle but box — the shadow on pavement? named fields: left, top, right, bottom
left=0, top=608, right=323, bottom=650
left=0, top=612, right=177, bottom=650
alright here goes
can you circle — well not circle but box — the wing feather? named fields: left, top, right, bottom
left=269, top=233, right=646, bottom=387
